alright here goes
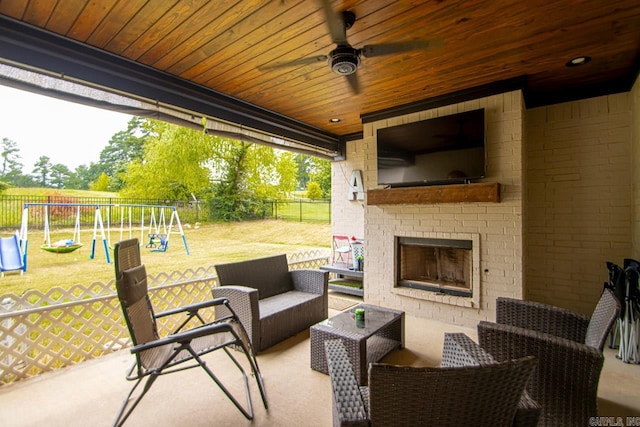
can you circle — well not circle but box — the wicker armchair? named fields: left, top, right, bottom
left=325, top=333, right=540, bottom=427
left=478, top=288, right=621, bottom=427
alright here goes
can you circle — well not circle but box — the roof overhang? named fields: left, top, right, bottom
left=0, top=15, right=345, bottom=160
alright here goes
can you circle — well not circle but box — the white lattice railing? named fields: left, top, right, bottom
left=0, top=250, right=330, bottom=385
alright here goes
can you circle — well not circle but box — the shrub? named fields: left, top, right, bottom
left=89, top=173, right=111, bottom=192
left=208, top=196, right=269, bottom=221
left=306, top=182, right=322, bottom=200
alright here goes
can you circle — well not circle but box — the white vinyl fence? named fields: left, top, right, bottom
left=0, top=250, right=330, bottom=385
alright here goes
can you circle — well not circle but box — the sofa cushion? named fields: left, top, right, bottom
left=258, top=290, right=321, bottom=319
left=258, top=290, right=325, bottom=350
left=215, top=254, right=293, bottom=300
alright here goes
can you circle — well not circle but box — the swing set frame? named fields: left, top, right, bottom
left=19, top=203, right=189, bottom=272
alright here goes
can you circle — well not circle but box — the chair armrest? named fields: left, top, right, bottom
left=324, top=339, right=369, bottom=427
left=155, top=297, right=228, bottom=319
left=291, top=269, right=329, bottom=295
left=212, top=285, right=260, bottom=349
left=155, top=297, right=230, bottom=334
left=478, top=320, right=603, bottom=370
left=441, top=332, right=496, bottom=367
left=496, top=297, right=590, bottom=343
left=441, top=333, right=541, bottom=427
left=131, top=321, right=233, bottom=354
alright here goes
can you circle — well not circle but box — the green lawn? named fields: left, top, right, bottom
left=274, top=199, right=331, bottom=222
left=0, top=219, right=331, bottom=296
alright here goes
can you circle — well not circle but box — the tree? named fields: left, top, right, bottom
left=294, top=154, right=312, bottom=191
left=244, top=144, right=278, bottom=199
left=0, top=137, right=24, bottom=184
left=32, top=156, right=53, bottom=187
left=210, top=137, right=302, bottom=219
left=99, top=116, right=147, bottom=190
left=49, top=163, right=72, bottom=188
left=209, top=140, right=263, bottom=220
left=89, top=172, right=111, bottom=191
left=119, top=118, right=302, bottom=219
left=121, top=120, right=214, bottom=200
left=310, top=156, right=331, bottom=197
left=11, top=173, right=37, bottom=187
left=275, top=151, right=298, bottom=198
left=71, top=164, right=93, bottom=190
left=306, top=181, right=323, bottom=199
left=89, top=163, right=106, bottom=189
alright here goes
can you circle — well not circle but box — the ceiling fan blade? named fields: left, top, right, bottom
left=259, top=55, right=328, bottom=70
left=318, top=0, right=347, bottom=44
left=360, top=39, right=443, bottom=57
left=345, top=73, right=360, bottom=94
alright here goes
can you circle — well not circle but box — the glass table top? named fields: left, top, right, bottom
left=318, top=304, right=401, bottom=337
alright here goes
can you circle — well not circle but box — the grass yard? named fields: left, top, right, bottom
left=0, top=219, right=331, bottom=296
left=274, top=199, right=331, bottom=222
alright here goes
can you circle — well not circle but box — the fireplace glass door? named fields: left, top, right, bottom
left=397, top=237, right=472, bottom=297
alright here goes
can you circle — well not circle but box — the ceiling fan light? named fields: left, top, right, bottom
left=332, top=58, right=358, bottom=75
left=329, top=46, right=360, bottom=75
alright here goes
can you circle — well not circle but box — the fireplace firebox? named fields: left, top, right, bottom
left=396, top=237, right=473, bottom=297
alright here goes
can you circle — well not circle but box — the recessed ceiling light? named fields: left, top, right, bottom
left=566, top=56, right=591, bottom=67
left=329, top=118, right=341, bottom=123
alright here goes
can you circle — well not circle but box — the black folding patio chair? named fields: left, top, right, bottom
left=112, top=238, right=267, bottom=426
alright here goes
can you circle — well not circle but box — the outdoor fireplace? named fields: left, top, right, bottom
left=396, top=237, right=473, bottom=297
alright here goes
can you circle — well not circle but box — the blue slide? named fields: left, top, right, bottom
left=0, top=233, right=25, bottom=276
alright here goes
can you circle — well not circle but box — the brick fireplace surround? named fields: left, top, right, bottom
left=332, top=91, right=524, bottom=327
left=331, top=80, right=640, bottom=327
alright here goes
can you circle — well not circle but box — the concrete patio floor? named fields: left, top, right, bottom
left=1, top=308, right=639, bottom=426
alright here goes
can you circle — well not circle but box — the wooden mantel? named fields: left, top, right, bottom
left=367, top=182, right=500, bottom=205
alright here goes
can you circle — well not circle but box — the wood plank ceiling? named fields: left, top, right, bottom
left=0, top=0, right=639, bottom=140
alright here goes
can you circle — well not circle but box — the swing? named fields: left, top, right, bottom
left=41, top=243, right=83, bottom=254
left=41, top=205, right=84, bottom=254
left=145, top=207, right=169, bottom=252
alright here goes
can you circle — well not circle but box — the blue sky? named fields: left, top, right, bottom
left=0, top=84, right=132, bottom=171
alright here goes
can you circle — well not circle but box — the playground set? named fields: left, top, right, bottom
left=0, top=232, right=24, bottom=277
left=0, top=203, right=189, bottom=275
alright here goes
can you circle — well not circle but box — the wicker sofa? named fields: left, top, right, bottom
left=213, top=254, right=329, bottom=353
left=325, top=333, right=541, bottom=427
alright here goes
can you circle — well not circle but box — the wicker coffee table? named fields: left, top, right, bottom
left=310, top=304, right=404, bottom=385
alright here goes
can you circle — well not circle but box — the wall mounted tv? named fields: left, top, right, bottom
left=377, top=109, right=486, bottom=187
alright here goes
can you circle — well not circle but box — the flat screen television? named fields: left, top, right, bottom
left=376, top=109, right=486, bottom=187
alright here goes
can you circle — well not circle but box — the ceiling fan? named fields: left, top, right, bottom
left=262, top=0, right=442, bottom=94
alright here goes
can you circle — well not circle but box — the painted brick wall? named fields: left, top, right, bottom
left=526, top=93, right=633, bottom=315
left=331, top=139, right=365, bottom=239
left=332, top=79, right=639, bottom=323
left=633, top=78, right=640, bottom=260
left=332, top=90, right=525, bottom=328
